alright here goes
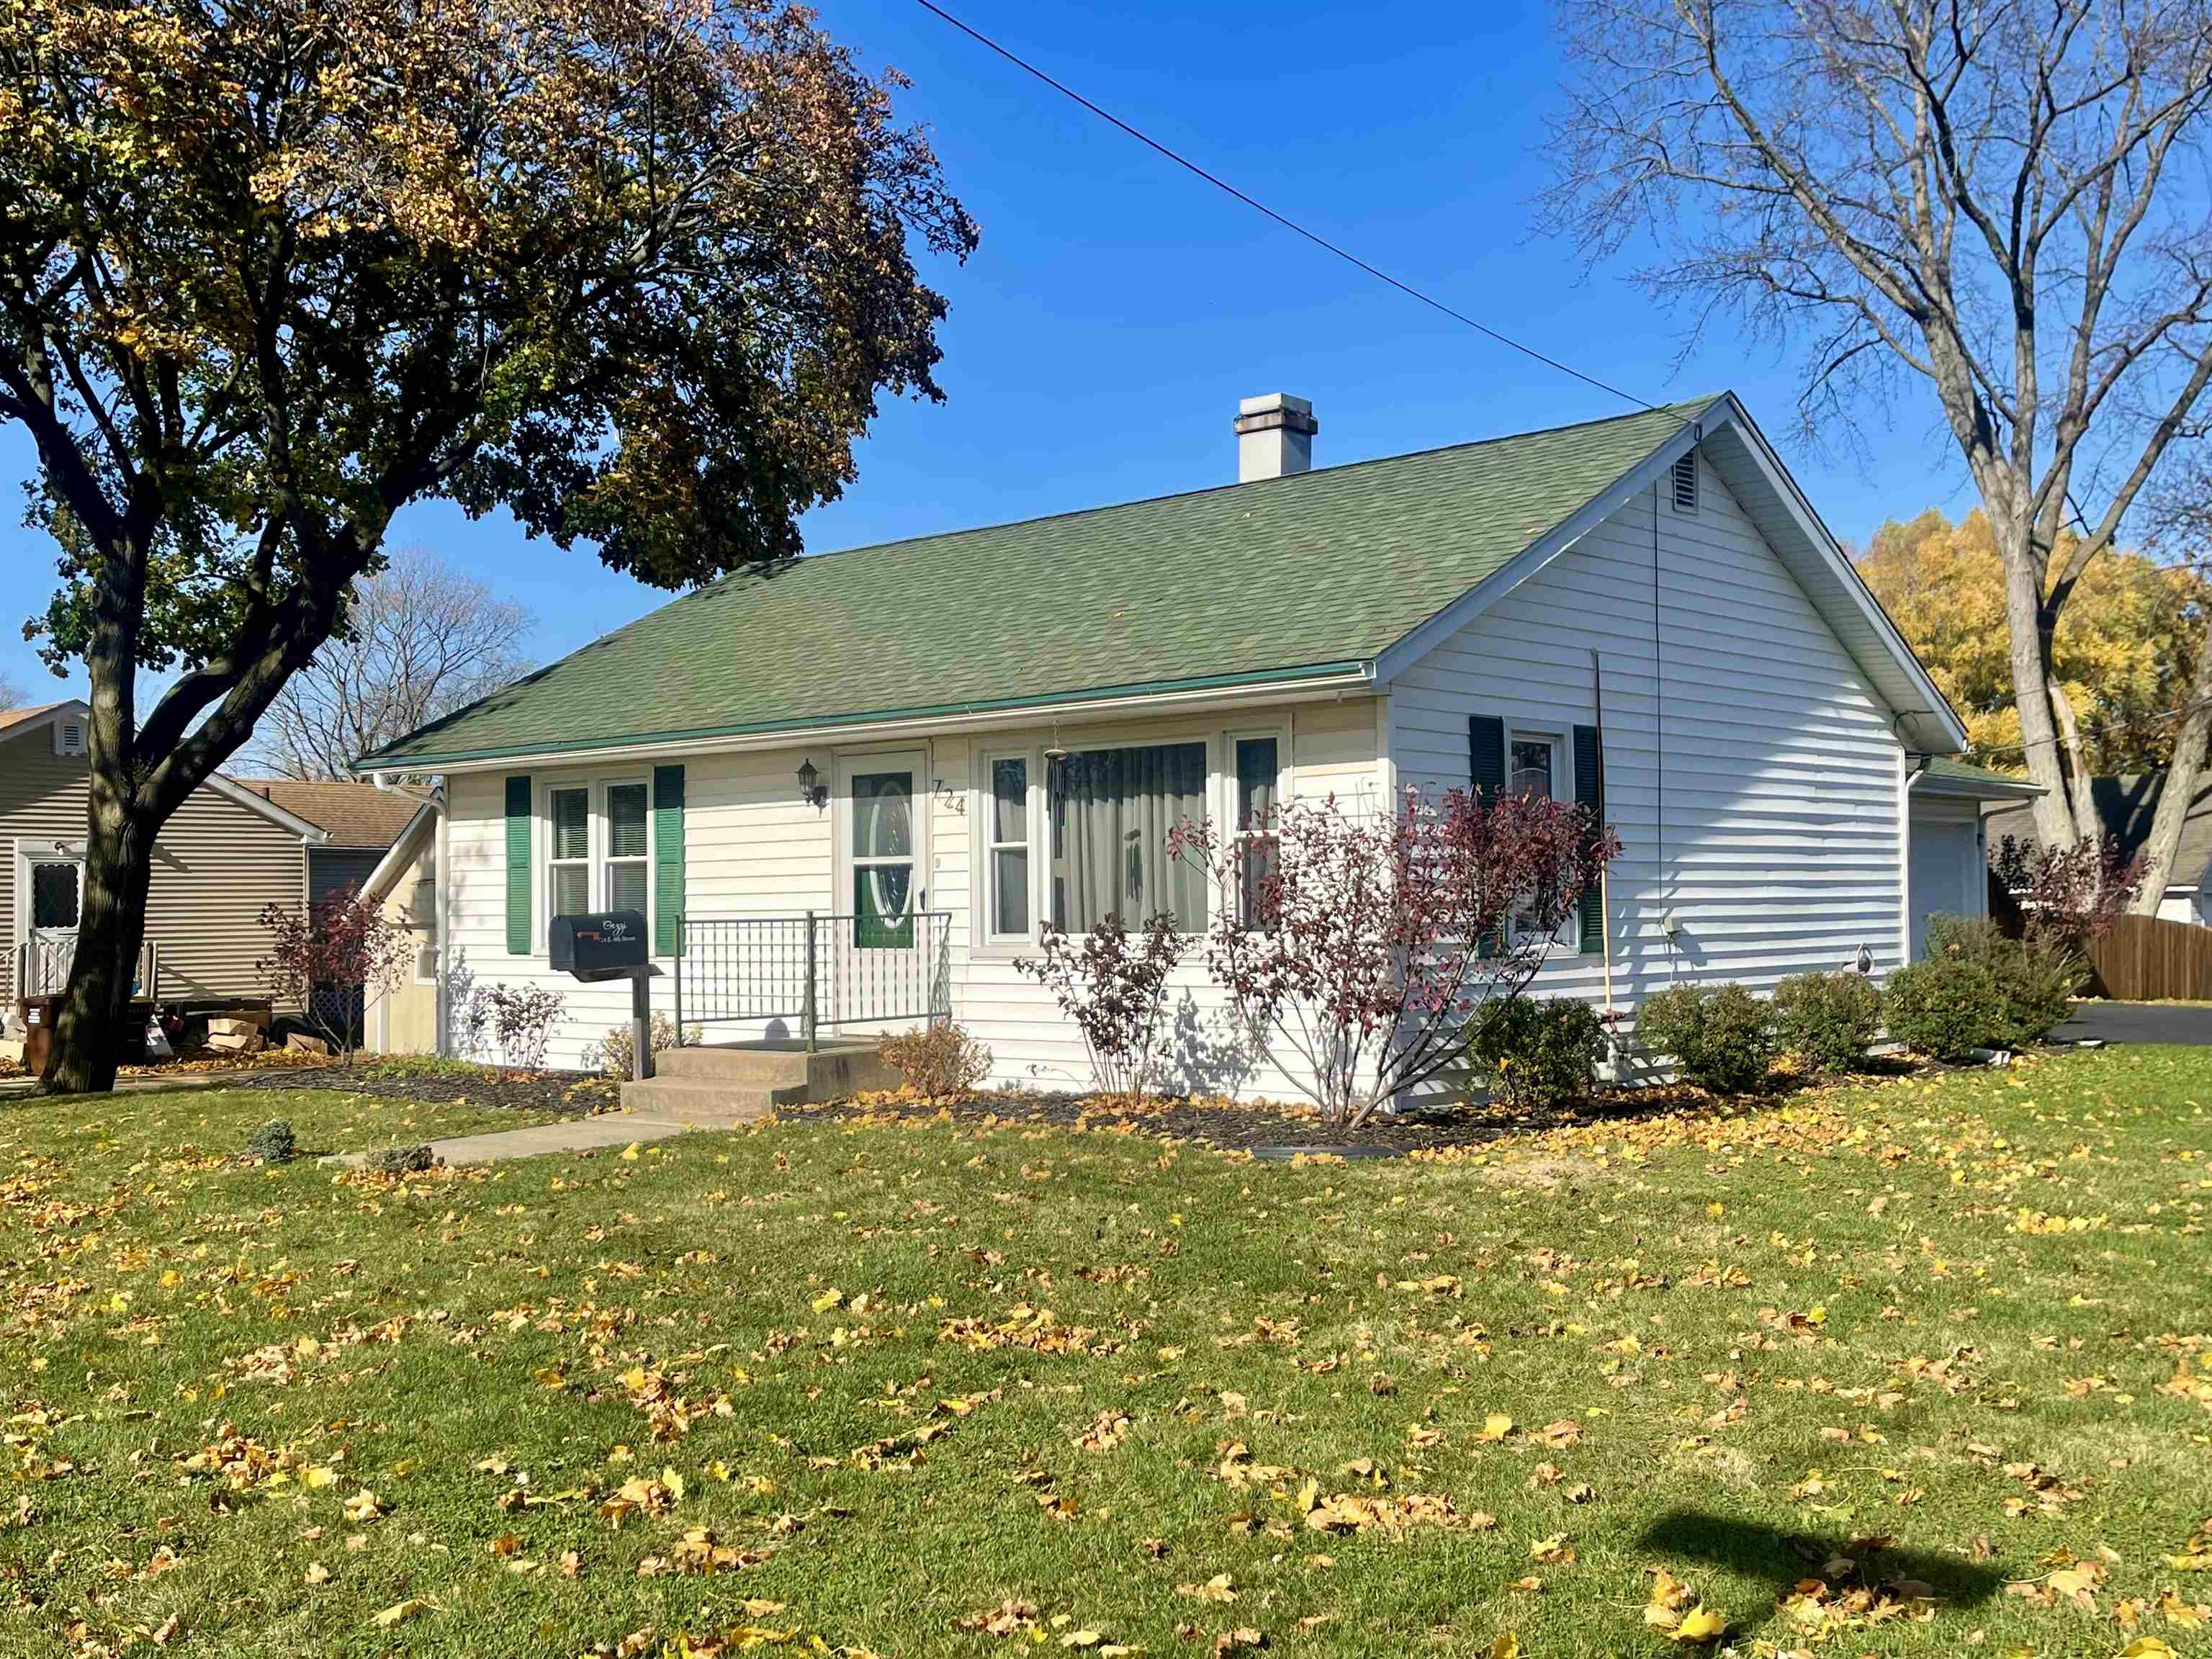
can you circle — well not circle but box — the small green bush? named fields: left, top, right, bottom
left=1920, top=914, right=2080, bottom=1048
left=1462, top=997, right=1606, bottom=1110
left=1881, top=956, right=2003, bottom=1061
left=1636, top=981, right=1777, bottom=1094
left=246, top=1118, right=297, bottom=1164
left=364, top=1143, right=435, bottom=1176
left=1771, top=971, right=1881, bottom=1072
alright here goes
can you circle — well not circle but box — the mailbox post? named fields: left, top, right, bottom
left=549, top=909, right=660, bottom=1081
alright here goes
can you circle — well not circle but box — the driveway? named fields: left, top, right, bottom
left=2051, top=999, right=2212, bottom=1047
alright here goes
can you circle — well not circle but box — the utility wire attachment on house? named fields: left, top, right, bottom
left=910, top=0, right=1658, bottom=413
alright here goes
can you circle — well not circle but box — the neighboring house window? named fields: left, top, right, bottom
left=411, top=850, right=438, bottom=984
left=1233, top=735, right=1280, bottom=928
left=547, top=786, right=591, bottom=922
left=1048, top=741, right=1209, bottom=932
left=604, top=781, right=650, bottom=913
left=985, top=754, right=1030, bottom=939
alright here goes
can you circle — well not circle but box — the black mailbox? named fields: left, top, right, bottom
left=550, top=909, right=650, bottom=982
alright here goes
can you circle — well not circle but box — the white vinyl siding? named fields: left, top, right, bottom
left=1389, top=448, right=1907, bottom=1040
left=439, top=696, right=1380, bottom=1083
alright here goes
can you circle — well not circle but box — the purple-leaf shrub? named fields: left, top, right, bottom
left=1171, top=787, right=1619, bottom=1128
left=1014, top=911, right=1186, bottom=1101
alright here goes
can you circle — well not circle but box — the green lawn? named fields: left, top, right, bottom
left=4, top=1056, right=2208, bottom=1658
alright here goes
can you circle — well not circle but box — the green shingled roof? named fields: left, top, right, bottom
left=364, top=398, right=1717, bottom=768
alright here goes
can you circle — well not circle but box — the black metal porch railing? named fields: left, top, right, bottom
left=673, top=912, right=952, bottom=1049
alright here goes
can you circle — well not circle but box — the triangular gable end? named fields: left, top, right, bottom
left=1372, top=394, right=1969, bottom=757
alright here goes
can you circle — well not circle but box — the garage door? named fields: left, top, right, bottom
left=1908, top=819, right=1979, bottom=959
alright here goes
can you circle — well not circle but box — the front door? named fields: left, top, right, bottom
left=837, top=750, right=927, bottom=948
left=17, top=841, right=84, bottom=994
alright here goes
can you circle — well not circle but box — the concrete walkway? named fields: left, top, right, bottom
left=328, top=1111, right=698, bottom=1169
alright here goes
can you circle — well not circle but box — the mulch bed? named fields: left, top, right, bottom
left=229, top=1062, right=621, bottom=1117
left=793, top=1087, right=1683, bottom=1155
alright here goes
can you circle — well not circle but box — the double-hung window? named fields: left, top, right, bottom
left=1048, top=740, right=1209, bottom=933
left=547, top=786, right=591, bottom=923
left=603, top=781, right=651, bottom=913
left=984, top=755, right=1030, bottom=938
left=1508, top=733, right=1560, bottom=938
left=544, top=779, right=657, bottom=946
left=1232, top=735, right=1280, bottom=929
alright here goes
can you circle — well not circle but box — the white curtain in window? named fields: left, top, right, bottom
left=1054, top=742, right=1207, bottom=932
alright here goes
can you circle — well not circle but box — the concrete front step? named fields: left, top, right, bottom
left=617, top=1077, right=777, bottom=1123
left=623, top=1040, right=903, bottom=1119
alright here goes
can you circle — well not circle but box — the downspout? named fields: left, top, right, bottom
left=1591, top=647, right=1617, bottom=1051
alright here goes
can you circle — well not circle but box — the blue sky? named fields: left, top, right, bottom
left=0, top=0, right=1980, bottom=706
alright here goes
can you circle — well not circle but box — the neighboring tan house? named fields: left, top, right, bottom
left=1, top=701, right=329, bottom=1007
left=358, top=391, right=2026, bottom=1094
left=1988, top=773, right=2212, bottom=926
left=238, top=779, right=425, bottom=906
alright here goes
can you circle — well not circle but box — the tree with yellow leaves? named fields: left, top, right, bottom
left=0, top=0, right=976, bottom=1092
left=1858, top=510, right=2211, bottom=774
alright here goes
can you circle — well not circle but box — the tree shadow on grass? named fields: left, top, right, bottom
left=1639, top=1509, right=2008, bottom=1638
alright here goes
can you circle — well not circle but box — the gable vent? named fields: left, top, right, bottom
left=1670, top=449, right=1699, bottom=513
left=53, top=719, right=86, bottom=758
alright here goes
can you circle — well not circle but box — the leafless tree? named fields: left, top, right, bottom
left=1545, top=0, right=2212, bottom=868
left=251, top=546, right=534, bottom=779
left=0, top=669, right=25, bottom=709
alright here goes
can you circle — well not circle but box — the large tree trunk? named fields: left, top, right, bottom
left=2001, top=523, right=2087, bottom=848
left=2129, top=605, right=2212, bottom=914
left=39, top=797, right=156, bottom=1095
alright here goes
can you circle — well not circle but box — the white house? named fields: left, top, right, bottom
left=359, top=392, right=2023, bottom=1105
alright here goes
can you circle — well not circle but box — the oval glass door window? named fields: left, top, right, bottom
left=853, top=771, right=914, bottom=948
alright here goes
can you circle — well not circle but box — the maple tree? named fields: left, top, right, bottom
left=1, top=0, right=974, bottom=1092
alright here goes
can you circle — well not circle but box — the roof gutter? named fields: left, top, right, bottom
left=356, top=660, right=1378, bottom=777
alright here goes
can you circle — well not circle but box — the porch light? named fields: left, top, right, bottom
left=796, top=757, right=828, bottom=810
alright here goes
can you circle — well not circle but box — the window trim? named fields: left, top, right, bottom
left=544, top=781, right=593, bottom=937
left=600, top=775, right=652, bottom=917
left=1226, top=725, right=1287, bottom=931
left=535, top=771, right=664, bottom=958
left=1506, top=726, right=1571, bottom=947
left=970, top=719, right=1268, bottom=958
left=410, top=849, right=439, bottom=985
left=980, top=747, right=1034, bottom=943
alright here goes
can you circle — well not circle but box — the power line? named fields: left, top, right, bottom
left=1966, top=691, right=2212, bottom=760
left=910, top=0, right=1658, bottom=413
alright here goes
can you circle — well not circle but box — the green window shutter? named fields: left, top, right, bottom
left=1573, top=724, right=1605, bottom=954
left=1470, top=716, right=1506, bottom=958
left=1469, top=715, right=1506, bottom=801
left=652, top=763, right=685, bottom=956
left=504, top=775, right=532, bottom=955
